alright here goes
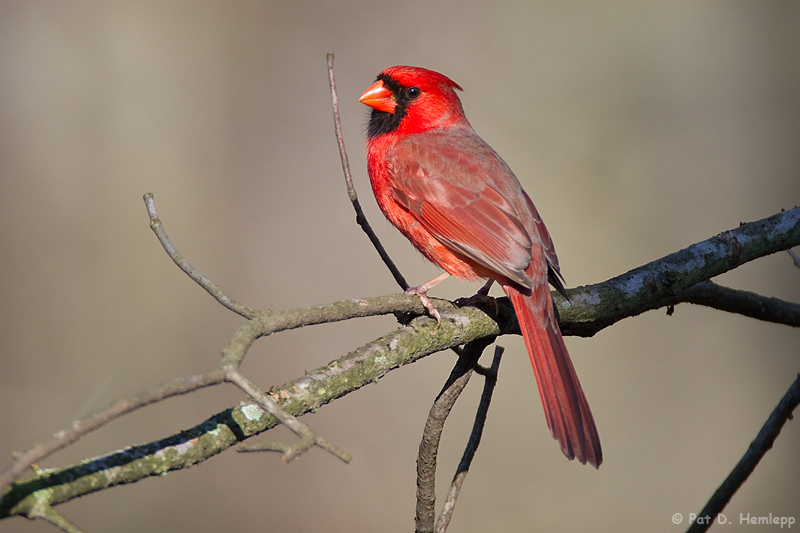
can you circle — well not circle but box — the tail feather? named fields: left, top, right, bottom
left=504, top=281, right=602, bottom=468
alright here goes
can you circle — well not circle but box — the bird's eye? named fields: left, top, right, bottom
left=407, top=87, right=421, bottom=99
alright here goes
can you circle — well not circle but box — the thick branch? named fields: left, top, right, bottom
left=0, top=278, right=485, bottom=502
left=560, top=208, right=800, bottom=336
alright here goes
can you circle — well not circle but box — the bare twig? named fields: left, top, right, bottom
left=236, top=437, right=314, bottom=457
left=326, top=53, right=356, bottom=204
left=144, top=193, right=258, bottom=319
left=676, top=280, right=800, bottom=327
left=0, top=369, right=226, bottom=493
left=28, top=503, right=83, bottom=533
left=226, top=367, right=352, bottom=463
left=685, top=374, right=800, bottom=533
left=0, top=289, right=460, bottom=497
left=436, top=346, right=504, bottom=533
left=326, top=53, right=408, bottom=290
left=146, top=194, right=351, bottom=462
left=416, top=338, right=493, bottom=533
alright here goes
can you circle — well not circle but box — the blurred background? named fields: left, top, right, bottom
left=1, top=1, right=798, bottom=531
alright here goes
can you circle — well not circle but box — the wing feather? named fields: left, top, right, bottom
left=387, top=127, right=553, bottom=288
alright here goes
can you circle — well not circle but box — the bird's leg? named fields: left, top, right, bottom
left=406, top=272, right=450, bottom=324
left=455, top=279, right=499, bottom=315
left=476, top=278, right=494, bottom=297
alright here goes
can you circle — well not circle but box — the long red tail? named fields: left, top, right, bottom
left=503, top=281, right=602, bottom=468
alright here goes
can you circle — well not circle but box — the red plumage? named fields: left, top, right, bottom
left=360, top=65, right=601, bottom=467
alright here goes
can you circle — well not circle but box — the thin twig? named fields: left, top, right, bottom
left=676, top=280, right=800, bottom=327
left=685, top=374, right=800, bottom=533
left=326, top=53, right=408, bottom=290
left=326, top=53, right=356, bottom=203
left=144, top=193, right=258, bottom=318
left=436, top=346, right=504, bottom=533
left=29, top=503, right=83, bottom=533
left=236, top=437, right=314, bottom=457
left=415, top=338, right=493, bottom=533
left=0, top=369, right=226, bottom=492
left=226, top=367, right=352, bottom=463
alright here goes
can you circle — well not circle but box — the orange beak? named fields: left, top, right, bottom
left=359, top=80, right=396, bottom=113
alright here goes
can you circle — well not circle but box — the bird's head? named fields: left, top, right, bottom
left=359, top=66, right=466, bottom=138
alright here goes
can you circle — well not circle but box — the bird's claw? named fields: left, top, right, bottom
left=405, top=286, right=441, bottom=325
left=455, top=279, right=499, bottom=315
left=455, top=292, right=500, bottom=316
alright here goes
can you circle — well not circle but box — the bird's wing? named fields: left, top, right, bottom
left=387, top=129, right=558, bottom=289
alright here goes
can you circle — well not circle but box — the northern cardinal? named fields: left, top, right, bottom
left=359, top=66, right=601, bottom=467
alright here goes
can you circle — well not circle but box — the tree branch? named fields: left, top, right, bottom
left=675, top=280, right=800, bottom=327
left=326, top=53, right=408, bottom=290
left=559, top=207, right=800, bottom=337
left=144, top=192, right=258, bottom=319
left=416, top=338, right=492, bottom=533
left=685, top=374, right=800, bottom=533
left=0, top=300, right=501, bottom=519
left=2, top=207, right=798, bottom=518
left=225, top=367, right=352, bottom=463
left=436, top=346, right=504, bottom=533
left=0, top=369, right=226, bottom=496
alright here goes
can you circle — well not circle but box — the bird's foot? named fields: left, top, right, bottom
left=455, top=279, right=499, bottom=315
left=405, top=285, right=441, bottom=325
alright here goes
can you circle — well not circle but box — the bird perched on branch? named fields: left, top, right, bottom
left=359, top=65, right=601, bottom=467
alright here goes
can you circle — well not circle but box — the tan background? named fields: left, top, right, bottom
left=1, top=2, right=799, bottom=531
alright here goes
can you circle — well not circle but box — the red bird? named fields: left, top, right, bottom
left=359, top=66, right=601, bottom=467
